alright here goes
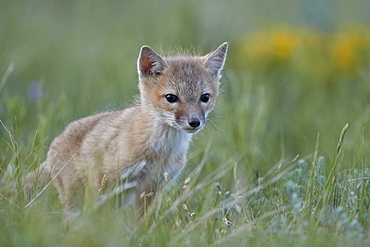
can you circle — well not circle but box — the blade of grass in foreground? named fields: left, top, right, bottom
left=304, top=133, right=320, bottom=223
left=0, top=62, right=14, bottom=93
left=314, top=123, right=349, bottom=228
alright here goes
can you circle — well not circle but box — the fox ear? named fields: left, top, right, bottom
left=203, top=42, right=228, bottom=78
left=138, top=46, right=168, bottom=77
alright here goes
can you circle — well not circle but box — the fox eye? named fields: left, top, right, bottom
left=165, top=94, right=178, bottom=103
left=200, top=94, right=210, bottom=103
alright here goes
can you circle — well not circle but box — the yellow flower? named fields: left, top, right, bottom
left=272, top=30, right=298, bottom=59
left=330, top=31, right=365, bottom=70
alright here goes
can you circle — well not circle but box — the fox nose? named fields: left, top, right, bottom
left=189, top=117, right=201, bottom=128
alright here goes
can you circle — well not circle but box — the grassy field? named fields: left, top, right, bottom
left=1, top=1, right=370, bottom=246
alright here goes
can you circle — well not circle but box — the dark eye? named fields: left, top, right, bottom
left=165, top=94, right=178, bottom=103
left=200, top=94, right=210, bottom=103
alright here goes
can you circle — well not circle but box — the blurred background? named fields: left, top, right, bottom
left=1, top=0, right=370, bottom=176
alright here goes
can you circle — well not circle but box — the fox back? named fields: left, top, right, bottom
left=30, top=42, right=228, bottom=218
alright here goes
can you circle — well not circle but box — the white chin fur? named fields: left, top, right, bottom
left=182, top=128, right=200, bottom=134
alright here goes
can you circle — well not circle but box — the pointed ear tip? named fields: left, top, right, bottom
left=140, top=45, right=156, bottom=54
left=220, top=42, right=228, bottom=49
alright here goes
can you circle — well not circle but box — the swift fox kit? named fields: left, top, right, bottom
left=27, top=42, right=228, bottom=216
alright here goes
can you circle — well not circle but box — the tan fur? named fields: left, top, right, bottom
left=28, top=42, right=228, bottom=216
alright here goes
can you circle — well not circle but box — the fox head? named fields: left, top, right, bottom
left=137, top=42, right=228, bottom=133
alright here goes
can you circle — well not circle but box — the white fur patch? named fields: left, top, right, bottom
left=120, top=160, right=147, bottom=181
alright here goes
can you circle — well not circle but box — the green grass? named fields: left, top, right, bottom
left=1, top=1, right=370, bottom=246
